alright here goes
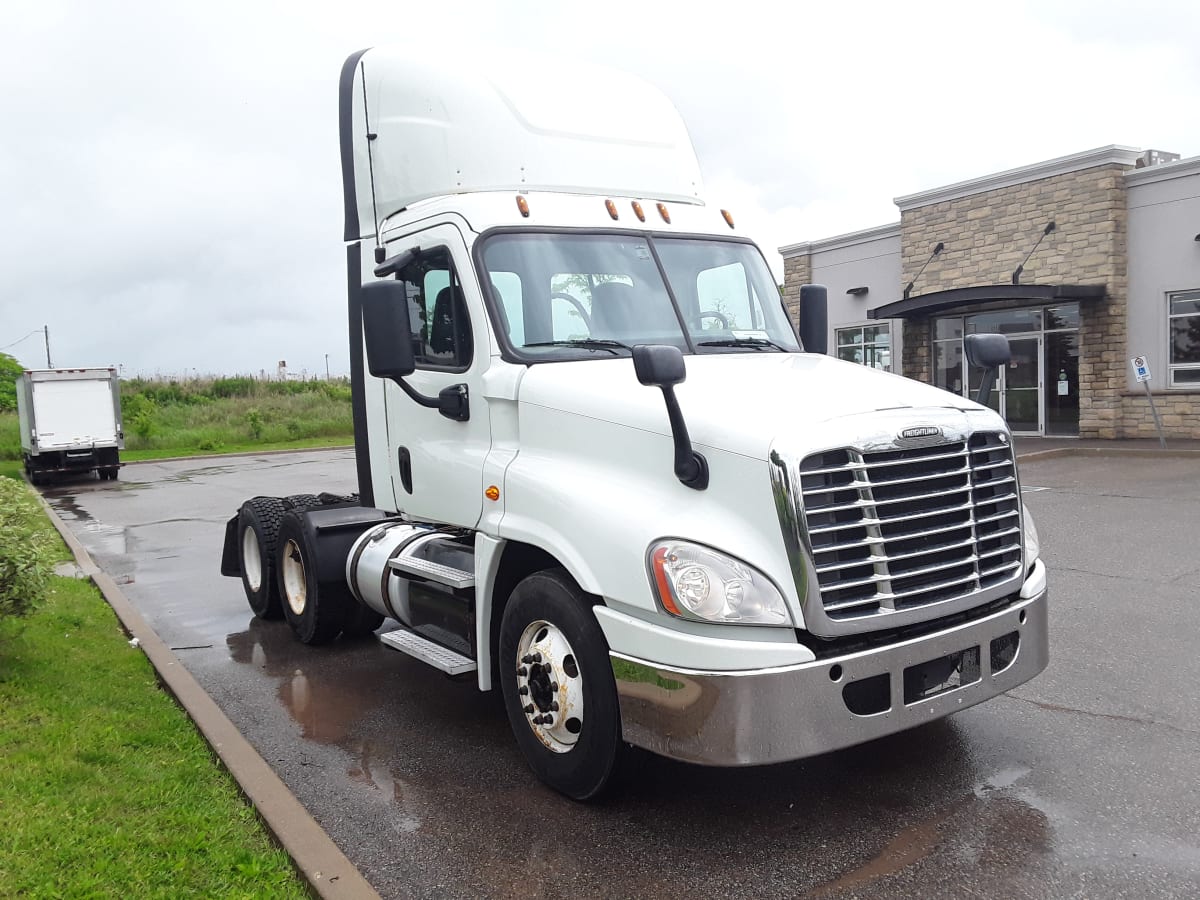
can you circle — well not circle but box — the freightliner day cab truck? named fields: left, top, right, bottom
left=17, top=368, right=124, bottom=484
left=221, top=49, right=1048, bottom=800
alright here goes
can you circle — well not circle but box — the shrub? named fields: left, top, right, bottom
left=0, top=478, right=55, bottom=619
left=0, top=351, right=23, bottom=413
left=245, top=408, right=264, bottom=441
left=123, top=394, right=156, bottom=441
left=211, top=377, right=255, bottom=399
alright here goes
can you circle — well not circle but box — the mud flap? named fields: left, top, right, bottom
left=220, top=514, right=241, bottom=577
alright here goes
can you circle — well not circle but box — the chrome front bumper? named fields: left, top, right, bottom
left=611, top=580, right=1048, bottom=766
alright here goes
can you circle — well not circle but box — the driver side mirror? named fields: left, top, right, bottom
left=362, top=280, right=416, bottom=380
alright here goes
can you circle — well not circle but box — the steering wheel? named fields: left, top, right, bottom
left=550, top=292, right=593, bottom=329
left=696, top=310, right=730, bottom=329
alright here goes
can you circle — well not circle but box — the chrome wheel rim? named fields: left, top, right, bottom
left=515, top=620, right=584, bottom=753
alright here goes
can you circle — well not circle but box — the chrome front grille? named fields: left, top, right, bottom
left=798, top=433, right=1022, bottom=624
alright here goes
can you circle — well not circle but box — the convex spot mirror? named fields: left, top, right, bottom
left=964, top=333, right=1011, bottom=369
left=362, top=280, right=416, bottom=380
left=633, top=344, right=686, bottom=387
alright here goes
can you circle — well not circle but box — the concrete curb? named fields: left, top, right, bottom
left=1017, top=446, right=1200, bottom=462
left=32, top=486, right=380, bottom=900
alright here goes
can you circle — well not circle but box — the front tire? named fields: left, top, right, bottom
left=238, top=497, right=286, bottom=619
left=499, top=568, right=623, bottom=801
left=276, top=511, right=346, bottom=645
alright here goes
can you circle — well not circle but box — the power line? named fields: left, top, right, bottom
left=0, top=328, right=42, bottom=351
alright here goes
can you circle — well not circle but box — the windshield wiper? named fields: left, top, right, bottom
left=698, top=337, right=790, bottom=352
left=523, top=339, right=631, bottom=355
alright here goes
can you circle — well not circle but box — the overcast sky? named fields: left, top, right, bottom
left=1, top=0, right=1197, bottom=377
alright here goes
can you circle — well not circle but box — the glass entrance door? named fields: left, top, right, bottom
left=966, top=334, right=1042, bottom=433
left=1044, top=329, right=1080, bottom=435
left=1003, top=336, right=1042, bottom=433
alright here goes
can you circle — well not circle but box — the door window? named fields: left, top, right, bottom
left=394, top=248, right=473, bottom=369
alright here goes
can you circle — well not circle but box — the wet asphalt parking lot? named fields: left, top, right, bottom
left=42, top=449, right=1200, bottom=899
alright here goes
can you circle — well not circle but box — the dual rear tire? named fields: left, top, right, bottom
left=236, top=499, right=384, bottom=640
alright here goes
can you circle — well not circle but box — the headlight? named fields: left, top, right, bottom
left=1022, top=503, right=1040, bottom=568
left=649, top=540, right=791, bottom=626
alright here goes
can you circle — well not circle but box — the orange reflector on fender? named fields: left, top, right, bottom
left=631, top=201, right=646, bottom=222
left=516, top=195, right=530, bottom=217
left=656, top=203, right=671, bottom=224
left=485, top=485, right=500, bottom=501
left=721, top=209, right=735, bottom=228
left=605, top=199, right=619, bottom=220
left=651, top=547, right=682, bottom=616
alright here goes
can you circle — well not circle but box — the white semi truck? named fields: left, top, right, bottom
left=221, top=49, right=1048, bottom=799
left=17, top=367, right=124, bottom=484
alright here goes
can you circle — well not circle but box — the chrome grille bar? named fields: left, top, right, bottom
left=797, top=432, right=1023, bottom=625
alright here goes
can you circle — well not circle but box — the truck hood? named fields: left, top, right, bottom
left=516, top=352, right=979, bottom=460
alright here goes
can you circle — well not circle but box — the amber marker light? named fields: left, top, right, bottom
left=605, top=199, right=619, bottom=220
left=485, top=485, right=500, bottom=501
left=516, top=195, right=530, bottom=217
left=631, top=201, right=646, bottom=222
left=651, top=547, right=682, bottom=616
left=656, top=202, right=671, bottom=224
left=721, top=209, right=735, bottom=228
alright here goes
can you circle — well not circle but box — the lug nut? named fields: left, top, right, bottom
left=531, top=652, right=542, bottom=663
left=543, top=715, right=554, bottom=726
left=521, top=655, right=532, bottom=664
left=550, top=701, right=559, bottom=711
left=518, top=685, right=528, bottom=695
left=550, top=682, right=558, bottom=692
left=524, top=704, right=534, bottom=714
left=516, top=666, right=527, bottom=677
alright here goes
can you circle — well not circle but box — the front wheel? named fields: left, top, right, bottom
left=499, top=568, right=623, bottom=801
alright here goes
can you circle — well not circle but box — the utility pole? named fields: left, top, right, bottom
left=43, top=325, right=52, bottom=367
left=325, top=353, right=330, bottom=380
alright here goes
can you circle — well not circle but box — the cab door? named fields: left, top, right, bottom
left=380, top=224, right=491, bottom=526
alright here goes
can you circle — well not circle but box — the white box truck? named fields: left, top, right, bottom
left=17, top=368, right=124, bottom=484
left=220, top=49, right=1048, bottom=800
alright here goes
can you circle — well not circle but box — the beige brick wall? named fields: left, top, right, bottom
left=900, top=164, right=1130, bottom=438
left=1119, top=391, right=1200, bottom=439
left=781, top=253, right=811, bottom=325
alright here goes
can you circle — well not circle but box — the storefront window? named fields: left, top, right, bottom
left=836, top=324, right=891, bottom=371
left=1168, top=290, right=1200, bottom=386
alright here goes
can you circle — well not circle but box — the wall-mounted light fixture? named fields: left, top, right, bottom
left=846, top=286, right=869, bottom=297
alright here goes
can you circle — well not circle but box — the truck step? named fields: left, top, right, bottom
left=379, top=627, right=477, bottom=676
left=388, top=556, right=475, bottom=589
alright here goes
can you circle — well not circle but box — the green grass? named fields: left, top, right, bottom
left=0, top=576, right=308, bottom=898
left=0, top=376, right=355, bottom=467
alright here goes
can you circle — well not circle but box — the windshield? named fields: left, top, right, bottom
left=479, top=233, right=800, bottom=360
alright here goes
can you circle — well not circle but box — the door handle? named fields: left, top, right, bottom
left=397, top=447, right=413, bottom=495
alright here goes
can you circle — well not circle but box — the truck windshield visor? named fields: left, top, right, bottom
left=479, top=233, right=799, bottom=360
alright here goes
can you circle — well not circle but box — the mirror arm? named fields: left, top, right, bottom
left=658, top=385, right=709, bottom=490
left=393, top=377, right=470, bottom=422
left=976, top=369, right=998, bottom=407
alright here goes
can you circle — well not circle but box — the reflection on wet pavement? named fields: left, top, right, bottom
left=40, top=450, right=1200, bottom=899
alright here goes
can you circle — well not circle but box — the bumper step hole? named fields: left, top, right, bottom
left=842, top=673, right=891, bottom=716
left=990, top=631, right=1020, bottom=674
left=829, top=664, right=843, bottom=682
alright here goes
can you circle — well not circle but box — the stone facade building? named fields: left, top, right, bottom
left=781, top=146, right=1200, bottom=439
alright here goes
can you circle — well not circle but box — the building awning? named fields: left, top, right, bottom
left=867, top=284, right=1107, bottom=320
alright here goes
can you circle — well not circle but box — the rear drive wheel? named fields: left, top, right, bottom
left=499, top=568, right=623, bottom=801
left=238, top=497, right=286, bottom=619
left=276, top=511, right=346, bottom=645
left=341, top=600, right=385, bottom=638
